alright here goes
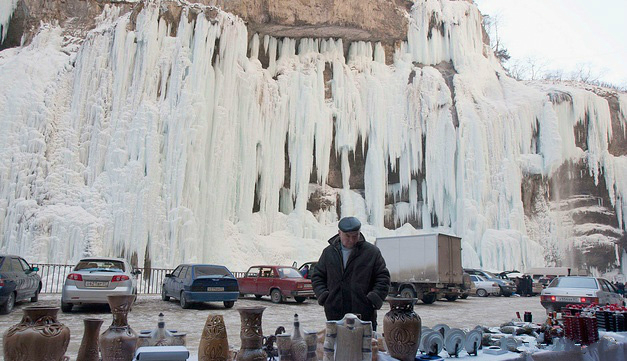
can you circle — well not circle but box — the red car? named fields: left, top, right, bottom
left=238, top=265, right=314, bottom=303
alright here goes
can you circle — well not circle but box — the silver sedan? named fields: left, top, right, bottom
left=540, top=276, right=624, bottom=312
left=61, top=257, right=140, bottom=312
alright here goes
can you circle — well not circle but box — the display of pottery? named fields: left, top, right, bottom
left=136, top=313, right=186, bottom=347
left=100, top=294, right=138, bottom=361
left=383, top=298, right=421, bottom=361
left=236, top=306, right=266, bottom=361
left=3, top=306, right=71, bottom=361
left=77, top=318, right=104, bottom=361
left=198, top=314, right=230, bottom=361
left=323, top=313, right=372, bottom=361
left=443, top=328, right=465, bottom=357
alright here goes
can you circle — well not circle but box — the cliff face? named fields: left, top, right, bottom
left=0, top=0, right=625, bottom=274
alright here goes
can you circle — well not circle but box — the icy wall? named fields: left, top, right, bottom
left=0, top=0, right=18, bottom=43
left=0, top=0, right=625, bottom=272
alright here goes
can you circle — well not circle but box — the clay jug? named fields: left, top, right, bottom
left=198, top=314, right=229, bottom=361
left=100, top=295, right=138, bottom=361
left=383, top=298, right=421, bottom=361
left=3, top=306, right=71, bottom=361
left=77, top=318, right=104, bottom=361
left=289, top=314, right=307, bottom=361
left=236, top=307, right=266, bottom=361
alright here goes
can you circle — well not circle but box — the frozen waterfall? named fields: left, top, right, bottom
left=0, top=0, right=625, bottom=273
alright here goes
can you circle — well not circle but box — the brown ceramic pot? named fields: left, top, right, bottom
left=235, top=307, right=266, bottom=361
left=77, top=318, right=104, bottom=361
left=100, top=295, right=138, bottom=361
left=383, top=298, right=421, bottom=361
left=198, top=314, right=229, bottom=361
left=3, top=306, right=71, bottom=361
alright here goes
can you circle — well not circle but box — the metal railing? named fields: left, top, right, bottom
left=32, top=264, right=246, bottom=294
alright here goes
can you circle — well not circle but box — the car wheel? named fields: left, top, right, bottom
left=180, top=292, right=190, bottom=309
left=161, top=287, right=170, bottom=301
left=224, top=301, right=235, bottom=309
left=0, top=292, right=16, bottom=314
left=421, top=293, right=437, bottom=304
left=254, top=294, right=262, bottom=300
left=31, top=284, right=41, bottom=302
left=476, top=289, right=488, bottom=297
left=270, top=289, right=283, bottom=304
left=445, top=295, right=458, bottom=302
left=400, top=287, right=417, bottom=299
left=61, top=301, right=73, bottom=313
left=294, top=296, right=306, bottom=303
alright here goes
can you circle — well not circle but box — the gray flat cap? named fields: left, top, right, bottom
left=338, top=217, right=361, bottom=232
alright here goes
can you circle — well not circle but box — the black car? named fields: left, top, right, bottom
left=0, top=255, right=42, bottom=314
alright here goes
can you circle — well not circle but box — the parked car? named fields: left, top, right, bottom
left=469, top=275, right=500, bottom=297
left=540, top=276, right=624, bottom=312
left=464, top=268, right=516, bottom=296
left=0, top=255, right=42, bottom=314
left=238, top=265, right=314, bottom=303
left=162, top=264, right=239, bottom=309
left=61, top=257, right=140, bottom=312
left=498, top=272, right=543, bottom=295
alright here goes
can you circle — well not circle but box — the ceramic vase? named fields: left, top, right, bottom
left=3, top=306, right=71, bottom=361
left=303, top=331, right=317, bottom=361
left=383, top=298, right=421, bottom=361
left=236, top=307, right=266, bottom=361
left=100, top=295, right=138, bottom=361
left=198, top=314, right=230, bottom=361
left=276, top=334, right=292, bottom=361
left=77, top=318, right=104, bottom=361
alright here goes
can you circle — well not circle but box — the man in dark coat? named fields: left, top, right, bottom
left=311, top=217, right=390, bottom=331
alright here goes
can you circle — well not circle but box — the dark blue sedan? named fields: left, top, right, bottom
left=0, top=255, right=42, bottom=314
left=161, top=264, right=239, bottom=309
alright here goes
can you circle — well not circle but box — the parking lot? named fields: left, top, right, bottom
left=0, top=293, right=546, bottom=358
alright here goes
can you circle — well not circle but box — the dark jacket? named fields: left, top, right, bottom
left=311, top=233, right=390, bottom=327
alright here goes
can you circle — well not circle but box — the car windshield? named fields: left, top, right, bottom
left=549, top=277, right=597, bottom=289
left=278, top=268, right=303, bottom=278
left=75, top=260, right=125, bottom=272
left=194, top=266, right=231, bottom=277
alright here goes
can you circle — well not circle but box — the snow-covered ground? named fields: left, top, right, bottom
left=0, top=293, right=547, bottom=359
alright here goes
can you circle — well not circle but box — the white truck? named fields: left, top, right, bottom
left=375, top=233, right=466, bottom=304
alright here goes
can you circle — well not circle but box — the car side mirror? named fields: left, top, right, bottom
left=165, top=273, right=173, bottom=278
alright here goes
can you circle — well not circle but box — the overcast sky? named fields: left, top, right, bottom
left=474, top=0, right=627, bottom=87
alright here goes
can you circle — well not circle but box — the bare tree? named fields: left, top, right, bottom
left=483, top=13, right=510, bottom=63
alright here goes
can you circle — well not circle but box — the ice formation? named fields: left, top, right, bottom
left=0, top=0, right=18, bottom=44
left=0, top=0, right=625, bottom=273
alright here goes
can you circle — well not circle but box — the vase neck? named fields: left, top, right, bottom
left=112, top=312, right=129, bottom=327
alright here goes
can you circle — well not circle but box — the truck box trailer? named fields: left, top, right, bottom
left=375, top=233, right=465, bottom=304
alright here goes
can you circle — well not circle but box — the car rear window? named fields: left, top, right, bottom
left=194, top=266, right=230, bottom=277
left=549, top=277, right=597, bottom=289
left=75, top=260, right=125, bottom=272
left=278, top=268, right=303, bottom=278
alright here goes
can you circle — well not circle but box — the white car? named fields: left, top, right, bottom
left=540, top=276, right=624, bottom=312
left=469, top=275, right=500, bottom=297
left=61, top=257, right=140, bottom=312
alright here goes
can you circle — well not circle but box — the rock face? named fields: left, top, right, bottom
left=0, top=0, right=625, bottom=274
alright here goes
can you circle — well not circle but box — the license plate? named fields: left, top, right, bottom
left=207, top=287, right=224, bottom=292
left=557, top=296, right=577, bottom=302
left=85, top=281, right=109, bottom=288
